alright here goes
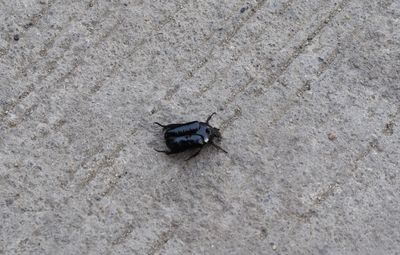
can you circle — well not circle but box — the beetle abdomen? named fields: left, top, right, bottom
left=166, top=135, right=204, bottom=152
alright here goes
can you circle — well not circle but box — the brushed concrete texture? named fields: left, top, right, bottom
left=1, top=0, right=399, bottom=254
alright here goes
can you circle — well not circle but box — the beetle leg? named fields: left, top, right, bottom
left=154, top=148, right=177, bottom=155
left=211, top=142, right=228, bottom=154
left=154, top=122, right=187, bottom=130
left=206, top=112, right=217, bottom=124
left=154, top=122, right=167, bottom=128
left=185, top=148, right=203, bottom=161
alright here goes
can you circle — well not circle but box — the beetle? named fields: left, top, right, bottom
left=154, top=112, right=228, bottom=160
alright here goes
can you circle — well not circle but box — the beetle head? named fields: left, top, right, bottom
left=206, top=126, right=221, bottom=139
left=213, top=127, right=222, bottom=138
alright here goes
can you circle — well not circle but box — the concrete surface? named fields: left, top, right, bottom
left=1, top=0, right=399, bottom=254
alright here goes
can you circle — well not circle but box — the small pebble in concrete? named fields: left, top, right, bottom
left=328, top=132, right=337, bottom=141
left=240, top=6, right=249, bottom=13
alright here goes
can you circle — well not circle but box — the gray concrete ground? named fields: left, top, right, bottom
left=1, top=0, right=399, bottom=254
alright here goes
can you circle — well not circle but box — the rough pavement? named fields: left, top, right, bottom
left=1, top=0, right=399, bottom=254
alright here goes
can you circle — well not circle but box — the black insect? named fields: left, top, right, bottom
left=154, top=112, right=228, bottom=160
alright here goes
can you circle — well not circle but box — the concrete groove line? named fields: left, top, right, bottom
left=315, top=48, right=340, bottom=76
left=96, top=129, right=138, bottom=197
left=56, top=13, right=122, bottom=84
left=110, top=199, right=156, bottom=245
left=163, top=0, right=267, bottom=101
left=2, top=0, right=57, bottom=54
left=76, top=0, right=193, bottom=95
left=146, top=223, right=179, bottom=255
left=196, top=70, right=218, bottom=97
left=219, top=107, right=242, bottom=132
left=100, top=0, right=191, bottom=67
left=271, top=138, right=377, bottom=226
left=180, top=0, right=248, bottom=65
left=197, top=64, right=246, bottom=99
left=166, top=0, right=314, bottom=103
left=56, top=1, right=189, bottom=97
left=0, top=84, right=35, bottom=120
left=189, top=0, right=299, bottom=100
left=223, top=0, right=352, bottom=106
left=68, top=144, right=105, bottom=181
left=54, top=0, right=244, bottom=100
left=6, top=104, right=38, bottom=128
left=110, top=157, right=208, bottom=248
left=384, top=105, right=400, bottom=135
left=32, top=119, right=68, bottom=140
left=97, top=169, right=128, bottom=197
left=14, top=0, right=108, bottom=79
left=77, top=143, right=126, bottom=190
left=133, top=0, right=248, bottom=101
left=268, top=33, right=385, bottom=222
left=0, top=8, right=120, bottom=127
left=216, top=2, right=356, bottom=153
left=111, top=222, right=137, bottom=245
left=312, top=182, right=340, bottom=206
left=156, top=0, right=190, bottom=30
left=221, top=0, right=267, bottom=46
left=110, top=199, right=156, bottom=246
left=383, top=105, right=400, bottom=135
left=29, top=120, right=107, bottom=179
left=260, top=27, right=362, bottom=133
left=115, top=0, right=193, bottom=64
left=264, top=26, right=360, bottom=128
left=268, top=48, right=340, bottom=127
left=223, top=76, right=256, bottom=106
left=0, top=16, right=123, bottom=131
left=71, top=123, right=136, bottom=190
left=292, top=139, right=378, bottom=223
left=279, top=0, right=296, bottom=13
left=192, top=52, right=250, bottom=99
left=83, top=0, right=244, bottom=100
left=89, top=65, right=120, bottom=94
left=175, top=0, right=248, bottom=45
left=72, top=1, right=193, bottom=97
left=111, top=212, right=179, bottom=248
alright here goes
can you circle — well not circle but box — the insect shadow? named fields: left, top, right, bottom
left=154, top=112, right=228, bottom=160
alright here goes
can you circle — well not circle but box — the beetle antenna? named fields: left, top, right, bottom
left=206, top=112, right=217, bottom=123
left=211, top=142, right=228, bottom=154
left=154, top=122, right=166, bottom=128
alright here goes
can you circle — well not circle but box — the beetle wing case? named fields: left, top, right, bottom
left=163, top=121, right=200, bottom=138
